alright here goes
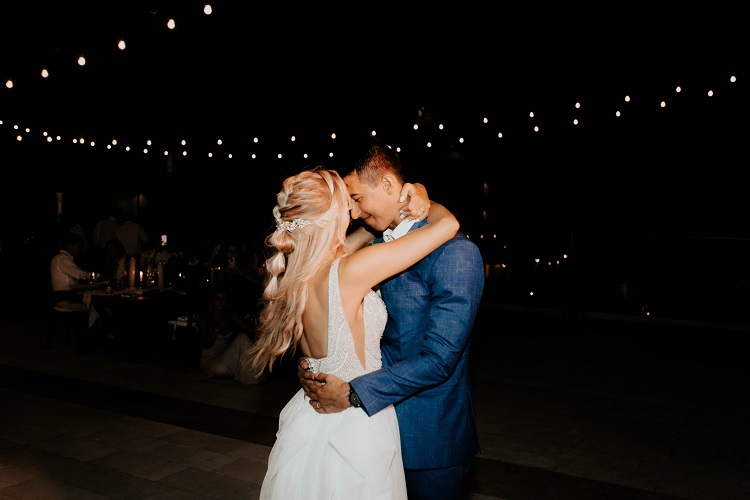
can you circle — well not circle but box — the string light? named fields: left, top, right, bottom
left=0, top=4, right=740, bottom=170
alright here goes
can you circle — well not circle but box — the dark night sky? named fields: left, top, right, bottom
left=1, top=3, right=742, bottom=127
left=0, top=2, right=746, bottom=242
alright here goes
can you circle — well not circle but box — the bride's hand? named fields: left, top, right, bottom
left=398, top=182, right=430, bottom=221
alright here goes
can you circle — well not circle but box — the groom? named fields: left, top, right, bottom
left=299, top=137, right=485, bottom=500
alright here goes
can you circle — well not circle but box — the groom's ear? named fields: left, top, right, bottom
left=382, top=175, right=395, bottom=195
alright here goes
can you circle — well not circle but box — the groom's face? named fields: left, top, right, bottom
left=343, top=172, right=401, bottom=232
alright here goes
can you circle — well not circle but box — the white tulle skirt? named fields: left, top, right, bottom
left=260, top=388, right=407, bottom=500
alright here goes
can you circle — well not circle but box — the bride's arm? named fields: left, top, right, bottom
left=345, top=226, right=375, bottom=252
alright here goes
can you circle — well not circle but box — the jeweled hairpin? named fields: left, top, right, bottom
left=276, top=217, right=310, bottom=233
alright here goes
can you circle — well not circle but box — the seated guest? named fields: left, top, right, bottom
left=101, top=238, right=128, bottom=286
left=212, top=241, right=253, bottom=282
left=210, top=240, right=257, bottom=310
left=243, top=238, right=268, bottom=320
left=140, top=237, right=176, bottom=269
left=92, top=238, right=128, bottom=339
left=196, top=285, right=264, bottom=384
left=50, top=232, right=100, bottom=328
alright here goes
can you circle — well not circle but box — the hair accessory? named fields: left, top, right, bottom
left=276, top=217, right=310, bottom=233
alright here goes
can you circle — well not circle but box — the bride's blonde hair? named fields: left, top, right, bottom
left=249, top=167, right=352, bottom=375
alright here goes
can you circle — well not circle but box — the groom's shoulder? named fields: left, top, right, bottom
left=439, top=232, right=483, bottom=261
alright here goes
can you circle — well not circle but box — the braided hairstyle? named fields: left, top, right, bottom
left=249, top=167, right=352, bottom=375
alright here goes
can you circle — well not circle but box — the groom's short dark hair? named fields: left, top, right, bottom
left=332, top=135, right=405, bottom=185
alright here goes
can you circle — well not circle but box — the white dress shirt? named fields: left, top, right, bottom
left=382, top=219, right=417, bottom=242
left=50, top=250, right=89, bottom=291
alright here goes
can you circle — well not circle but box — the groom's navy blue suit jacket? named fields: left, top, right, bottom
left=349, top=219, right=485, bottom=469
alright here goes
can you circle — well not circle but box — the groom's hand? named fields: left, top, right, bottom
left=297, top=357, right=352, bottom=413
left=298, top=357, right=323, bottom=398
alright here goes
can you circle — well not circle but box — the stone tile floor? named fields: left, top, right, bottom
left=2, top=304, right=750, bottom=499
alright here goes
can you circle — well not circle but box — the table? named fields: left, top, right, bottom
left=78, top=286, right=209, bottom=367
left=71, top=281, right=110, bottom=292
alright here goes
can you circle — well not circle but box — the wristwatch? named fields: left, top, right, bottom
left=348, top=386, right=362, bottom=408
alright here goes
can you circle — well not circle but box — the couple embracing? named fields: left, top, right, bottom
left=249, top=137, right=485, bottom=499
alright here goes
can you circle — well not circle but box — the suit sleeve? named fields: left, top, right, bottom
left=351, top=236, right=485, bottom=416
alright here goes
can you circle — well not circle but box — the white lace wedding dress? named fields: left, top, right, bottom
left=260, top=259, right=407, bottom=499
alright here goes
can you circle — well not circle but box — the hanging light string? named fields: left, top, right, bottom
left=0, top=4, right=741, bottom=164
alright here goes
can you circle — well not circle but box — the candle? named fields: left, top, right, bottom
left=128, top=257, right=136, bottom=288
left=157, top=261, right=165, bottom=289
left=139, top=271, right=143, bottom=287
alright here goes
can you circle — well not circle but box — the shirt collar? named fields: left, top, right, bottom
left=382, top=219, right=417, bottom=242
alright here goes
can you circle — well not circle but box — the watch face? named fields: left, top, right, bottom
left=349, top=389, right=362, bottom=407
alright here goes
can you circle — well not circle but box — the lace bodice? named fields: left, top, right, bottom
left=305, top=258, right=387, bottom=382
